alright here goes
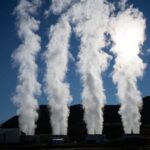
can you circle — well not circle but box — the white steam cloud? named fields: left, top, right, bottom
left=12, top=0, right=41, bottom=135
left=109, top=4, right=146, bottom=134
left=44, top=16, right=72, bottom=135
left=65, top=0, right=113, bottom=134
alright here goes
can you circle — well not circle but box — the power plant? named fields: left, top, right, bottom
left=0, top=96, right=150, bottom=148
left=1, top=0, right=149, bottom=149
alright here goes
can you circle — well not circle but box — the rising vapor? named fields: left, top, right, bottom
left=12, top=0, right=41, bottom=135
left=44, top=16, right=72, bottom=135
left=109, top=2, right=146, bottom=134
left=66, top=0, right=113, bottom=134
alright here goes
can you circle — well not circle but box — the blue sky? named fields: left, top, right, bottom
left=0, top=0, right=150, bottom=123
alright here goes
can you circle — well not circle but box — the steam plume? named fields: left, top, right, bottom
left=66, top=0, right=113, bottom=134
left=109, top=3, right=146, bottom=134
left=12, top=0, right=41, bottom=135
left=44, top=16, right=72, bottom=135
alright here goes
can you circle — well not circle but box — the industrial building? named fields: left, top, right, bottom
left=0, top=97, right=150, bottom=144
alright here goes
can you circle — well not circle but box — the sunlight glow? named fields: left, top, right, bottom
left=112, top=14, right=145, bottom=61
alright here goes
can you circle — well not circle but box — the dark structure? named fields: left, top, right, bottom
left=1, top=96, right=150, bottom=143
left=49, top=135, right=69, bottom=145
left=86, top=135, right=106, bottom=144
left=0, top=128, right=20, bottom=143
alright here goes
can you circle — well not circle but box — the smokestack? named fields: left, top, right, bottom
left=44, top=16, right=72, bottom=135
left=109, top=1, right=146, bottom=134
left=12, top=0, right=41, bottom=135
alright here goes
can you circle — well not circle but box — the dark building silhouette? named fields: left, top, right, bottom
left=0, top=96, right=150, bottom=143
